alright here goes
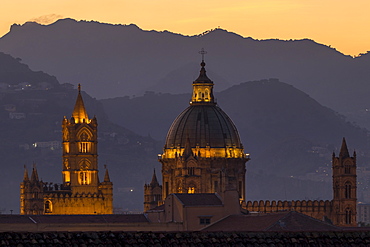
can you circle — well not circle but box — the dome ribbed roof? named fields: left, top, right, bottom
left=165, top=104, right=242, bottom=149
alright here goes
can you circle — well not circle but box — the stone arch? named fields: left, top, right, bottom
left=44, top=200, right=52, bottom=213
left=205, top=88, right=209, bottom=100
left=77, top=127, right=93, bottom=141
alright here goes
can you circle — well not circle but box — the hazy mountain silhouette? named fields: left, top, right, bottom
left=0, top=52, right=59, bottom=86
left=0, top=18, right=369, bottom=120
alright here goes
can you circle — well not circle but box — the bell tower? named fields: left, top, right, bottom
left=62, top=84, right=99, bottom=194
left=332, top=137, right=357, bottom=226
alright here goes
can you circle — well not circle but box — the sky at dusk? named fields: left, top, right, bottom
left=1, top=0, right=369, bottom=56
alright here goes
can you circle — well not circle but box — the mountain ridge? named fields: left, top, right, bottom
left=1, top=18, right=368, bottom=118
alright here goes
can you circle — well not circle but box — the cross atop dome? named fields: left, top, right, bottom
left=199, top=48, right=207, bottom=61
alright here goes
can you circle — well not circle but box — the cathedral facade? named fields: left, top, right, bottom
left=20, top=85, right=113, bottom=215
left=144, top=56, right=357, bottom=227
left=144, top=58, right=249, bottom=212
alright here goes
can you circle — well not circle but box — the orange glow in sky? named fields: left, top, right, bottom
left=1, top=0, right=369, bottom=56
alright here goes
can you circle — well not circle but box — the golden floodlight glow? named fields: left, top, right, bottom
left=162, top=147, right=246, bottom=159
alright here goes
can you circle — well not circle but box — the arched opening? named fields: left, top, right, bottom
left=345, top=182, right=352, bottom=199
left=32, top=189, right=39, bottom=199
left=344, top=161, right=351, bottom=174
left=77, top=129, right=93, bottom=153
left=188, top=187, right=195, bottom=194
left=78, top=159, right=91, bottom=185
left=44, top=200, right=52, bottom=213
left=188, top=167, right=195, bottom=176
left=345, top=208, right=352, bottom=225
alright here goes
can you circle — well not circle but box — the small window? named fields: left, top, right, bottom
left=200, top=218, right=211, bottom=225
left=45, top=200, right=52, bottom=213
left=214, top=181, right=218, bottom=192
left=345, top=182, right=352, bottom=199
left=346, top=208, right=352, bottom=224
left=188, top=167, right=195, bottom=176
left=79, top=171, right=90, bottom=185
left=188, top=187, right=195, bottom=194
left=79, top=142, right=90, bottom=153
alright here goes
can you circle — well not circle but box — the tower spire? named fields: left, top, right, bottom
left=104, top=165, right=111, bottom=182
left=23, top=165, right=29, bottom=181
left=72, top=84, right=89, bottom=123
left=31, top=163, right=39, bottom=181
left=150, top=169, right=159, bottom=186
left=339, top=137, right=350, bottom=159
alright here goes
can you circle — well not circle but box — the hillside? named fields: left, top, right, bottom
left=0, top=52, right=59, bottom=86
left=0, top=18, right=369, bottom=122
left=101, top=79, right=370, bottom=201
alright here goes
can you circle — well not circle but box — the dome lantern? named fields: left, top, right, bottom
left=190, top=49, right=215, bottom=105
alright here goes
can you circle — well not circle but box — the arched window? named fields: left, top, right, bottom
left=177, top=180, right=184, bottom=193
left=44, top=200, right=52, bottom=213
left=214, top=181, right=219, bottom=192
left=78, top=130, right=92, bottom=153
left=345, top=182, right=352, bottom=199
left=188, top=187, right=195, bottom=193
left=345, top=208, right=352, bottom=224
left=188, top=167, right=195, bottom=176
left=345, top=164, right=351, bottom=174
left=78, top=160, right=91, bottom=185
left=80, top=171, right=89, bottom=185
left=32, top=189, right=39, bottom=199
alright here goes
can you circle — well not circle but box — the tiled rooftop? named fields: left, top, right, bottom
left=0, top=214, right=148, bottom=224
left=0, top=231, right=370, bottom=246
left=202, top=211, right=340, bottom=232
left=174, top=193, right=223, bottom=206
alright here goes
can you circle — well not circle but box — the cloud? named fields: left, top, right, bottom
left=29, top=14, right=64, bottom=25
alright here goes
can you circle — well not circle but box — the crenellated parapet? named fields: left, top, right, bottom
left=245, top=199, right=334, bottom=221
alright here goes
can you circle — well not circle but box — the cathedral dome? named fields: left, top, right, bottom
left=165, top=104, right=243, bottom=149
left=161, top=58, right=246, bottom=159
